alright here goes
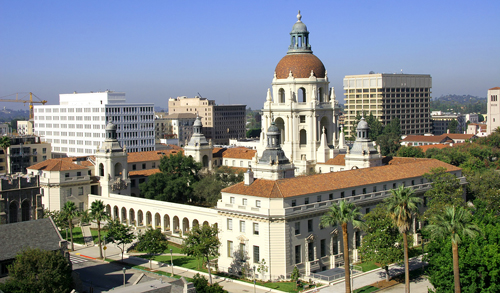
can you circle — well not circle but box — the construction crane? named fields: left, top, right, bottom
left=0, top=92, right=48, bottom=119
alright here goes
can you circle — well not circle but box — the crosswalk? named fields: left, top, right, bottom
left=70, top=254, right=89, bottom=264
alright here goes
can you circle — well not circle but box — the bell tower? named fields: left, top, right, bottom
left=184, top=116, right=213, bottom=171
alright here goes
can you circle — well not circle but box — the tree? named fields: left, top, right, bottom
left=448, top=119, right=459, bottom=134
left=320, top=200, right=363, bottom=293
left=192, top=273, right=227, bottom=293
left=290, top=265, right=300, bottom=289
left=384, top=186, right=422, bottom=293
left=182, top=224, right=220, bottom=284
left=105, top=219, right=136, bottom=261
left=0, top=136, right=11, bottom=174
left=396, top=146, right=425, bottom=158
left=423, top=167, right=465, bottom=220
left=90, top=200, right=109, bottom=259
left=62, top=201, right=79, bottom=251
left=140, top=152, right=202, bottom=203
left=0, top=248, right=73, bottom=293
left=425, top=206, right=480, bottom=293
left=365, top=113, right=384, bottom=141
left=359, top=205, right=405, bottom=281
left=192, top=166, right=244, bottom=206
left=257, top=258, right=269, bottom=281
left=44, top=209, right=68, bottom=232
left=136, top=228, right=168, bottom=269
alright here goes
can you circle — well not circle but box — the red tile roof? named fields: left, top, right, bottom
left=127, top=150, right=182, bottom=163
left=417, top=144, right=451, bottom=151
left=402, top=135, right=453, bottom=143
left=222, top=158, right=461, bottom=198
left=28, top=159, right=88, bottom=171
left=318, top=154, right=346, bottom=166
left=489, top=87, right=500, bottom=90
left=212, top=147, right=227, bottom=158
left=129, top=169, right=161, bottom=177
left=445, top=133, right=476, bottom=140
left=221, top=147, right=257, bottom=160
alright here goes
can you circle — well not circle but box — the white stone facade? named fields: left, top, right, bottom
left=487, top=87, right=500, bottom=134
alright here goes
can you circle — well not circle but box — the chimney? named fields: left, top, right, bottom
left=447, top=129, right=450, bottom=134
left=244, top=168, right=254, bottom=185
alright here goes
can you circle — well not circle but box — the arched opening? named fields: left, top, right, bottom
left=318, top=87, right=324, bottom=102
left=274, top=117, right=285, bottom=144
left=164, top=214, right=170, bottom=231
left=146, top=211, right=152, bottom=227
left=155, top=213, right=161, bottom=229
left=21, top=200, right=30, bottom=221
left=298, top=88, right=306, bottom=103
left=138, top=210, right=144, bottom=226
left=278, top=88, right=285, bottom=103
left=173, top=216, right=180, bottom=233
left=129, top=209, right=135, bottom=225
left=99, top=163, right=104, bottom=177
left=114, top=162, right=122, bottom=178
left=320, top=116, right=330, bottom=142
left=113, top=206, right=119, bottom=220
left=202, top=155, right=209, bottom=168
left=193, top=219, right=199, bottom=228
left=203, top=221, right=209, bottom=226
left=9, top=201, right=18, bottom=223
left=121, top=207, right=127, bottom=224
left=182, top=217, right=190, bottom=233
left=300, top=129, right=307, bottom=145
left=106, top=205, right=111, bottom=216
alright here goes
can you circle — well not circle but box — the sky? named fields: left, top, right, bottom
left=1, top=0, right=499, bottom=111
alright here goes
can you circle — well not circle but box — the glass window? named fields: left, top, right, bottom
left=253, top=223, right=259, bottom=235
left=329, top=193, right=333, bottom=200
left=253, top=246, right=260, bottom=263
left=295, top=222, right=300, bottom=235
left=317, top=195, right=321, bottom=202
left=256, top=200, right=261, bottom=208
left=320, top=239, right=326, bottom=257
left=341, top=192, right=345, bottom=198
left=305, top=197, right=309, bottom=204
left=308, top=219, right=313, bottom=232
left=230, top=197, right=235, bottom=204
left=77, top=171, right=81, bottom=176
left=227, top=219, right=233, bottom=230
left=240, top=220, right=245, bottom=233
left=242, top=198, right=247, bottom=206
left=308, top=243, right=314, bottom=261
left=239, top=243, right=246, bottom=260
left=295, top=245, right=301, bottom=264
left=65, top=173, right=69, bottom=178
left=227, top=241, right=233, bottom=257
left=291, top=200, right=296, bottom=207
left=78, top=187, right=83, bottom=195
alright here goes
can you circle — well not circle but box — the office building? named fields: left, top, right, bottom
left=34, top=91, right=155, bottom=157
left=343, top=73, right=432, bottom=137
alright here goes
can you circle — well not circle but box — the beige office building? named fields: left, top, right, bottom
left=487, top=87, right=500, bottom=134
left=343, top=74, right=432, bottom=137
left=168, top=96, right=246, bottom=145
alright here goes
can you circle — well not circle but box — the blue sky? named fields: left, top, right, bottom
left=1, top=0, right=499, bottom=111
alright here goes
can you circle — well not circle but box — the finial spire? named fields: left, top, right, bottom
left=297, top=10, right=302, bottom=22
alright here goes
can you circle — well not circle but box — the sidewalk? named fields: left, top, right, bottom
left=71, top=243, right=282, bottom=293
left=318, top=256, right=433, bottom=292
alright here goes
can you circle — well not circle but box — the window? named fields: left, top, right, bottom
left=308, top=219, right=313, bottom=232
left=256, top=200, right=261, bottom=208
left=253, top=246, right=260, bottom=263
left=239, top=243, right=246, bottom=260
left=131, top=179, right=136, bottom=187
left=78, top=187, right=84, bottom=195
left=383, top=184, right=387, bottom=190
left=373, top=186, right=377, bottom=192
left=291, top=200, right=296, bottom=207
left=77, top=171, right=81, bottom=176
left=305, top=197, right=309, bottom=204
left=341, top=192, right=345, bottom=198
left=333, top=239, right=339, bottom=255
left=68, top=188, right=72, bottom=196
left=228, top=241, right=233, bottom=257
left=295, top=245, right=301, bottom=264
left=242, top=198, right=247, bottom=206
left=329, top=193, right=333, bottom=200
left=362, top=188, right=367, bottom=194
left=79, top=202, right=84, bottom=211
left=227, top=219, right=233, bottom=230
left=308, top=243, right=314, bottom=261
left=230, top=197, right=235, bottom=204
left=366, top=207, right=370, bottom=214
left=65, top=173, right=69, bottom=178
left=317, top=195, right=321, bottom=202
left=132, top=164, right=136, bottom=170
left=393, top=183, right=396, bottom=188
left=320, top=239, right=326, bottom=257
left=352, top=190, right=356, bottom=196
left=42, top=148, right=47, bottom=154
left=152, top=162, right=156, bottom=168
left=142, top=163, right=146, bottom=169
left=240, top=220, right=245, bottom=233
left=295, top=222, right=300, bottom=235
left=253, top=223, right=259, bottom=235
left=300, top=115, right=306, bottom=123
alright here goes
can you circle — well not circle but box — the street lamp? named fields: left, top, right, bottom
left=253, top=265, right=256, bottom=293
left=122, top=267, right=126, bottom=286
left=170, top=248, right=174, bottom=277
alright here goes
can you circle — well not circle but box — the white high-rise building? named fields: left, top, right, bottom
left=34, top=91, right=155, bottom=157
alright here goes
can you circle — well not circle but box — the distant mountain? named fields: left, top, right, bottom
left=431, top=94, right=486, bottom=114
left=0, top=109, right=30, bottom=123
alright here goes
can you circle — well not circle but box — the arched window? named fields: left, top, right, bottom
left=278, top=88, right=285, bottom=103
left=300, top=129, right=307, bottom=145
left=99, top=163, right=104, bottom=177
left=202, top=155, right=209, bottom=168
left=318, top=87, right=324, bottom=102
left=21, top=200, right=30, bottom=221
left=9, top=201, right=18, bottom=223
left=114, top=163, right=123, bottom=178
left=298, top=88, right=306, bottom=103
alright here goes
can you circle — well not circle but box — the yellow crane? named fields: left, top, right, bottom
left=0, top=92, right=48, bottom=119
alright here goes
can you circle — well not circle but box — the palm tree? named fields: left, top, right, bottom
left=425, top=206, right=479, bottom=293
left=63, top=201, right=80, bottom=251
left=320, top=200, right=363, bottom=293
left=384, top=186, right=422, bottom=293
left=0, top=136, right=11, bottom=174
left=90, top=200, right=109, bottom=259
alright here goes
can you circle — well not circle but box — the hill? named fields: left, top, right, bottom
left=431, top=94, right=486, bottom=114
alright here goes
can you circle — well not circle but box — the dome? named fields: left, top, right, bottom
left=291, top=21, right=307, bottom=33
left=105, top=123, right=117, bottom=131
left=275, top=54, right=326, bottom=79
left=193, top=116, right=202, bottom=127
left=357, top=117, right=369, bottom=130
left=267, top=122, right=280, bottom=134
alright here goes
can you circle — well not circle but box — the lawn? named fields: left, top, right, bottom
left=356, top=260, right=381, bottom=272
left=354, top=285, right=379, bottom=293
left=138, top=254, right=207, bottom=271
left=64, top=227, right=109, bottom=245
left=130, top=241, right=183, bottom=254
